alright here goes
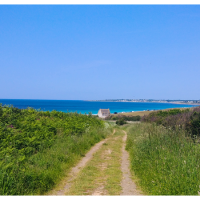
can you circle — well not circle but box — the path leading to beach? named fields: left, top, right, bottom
left=120, top=130, right=142, bottom=195
left=49, top=128, right=142, bottom=195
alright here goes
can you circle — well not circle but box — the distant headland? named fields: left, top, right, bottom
left=87, top=99, right=200, bottom=105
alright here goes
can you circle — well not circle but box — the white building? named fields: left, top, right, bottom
left=97, top=109, right=110, bottom=118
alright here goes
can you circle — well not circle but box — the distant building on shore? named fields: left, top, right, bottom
left=98, top=109, right=110, bottom=118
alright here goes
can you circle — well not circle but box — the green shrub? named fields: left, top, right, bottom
left=116, top=118, right=127, bottom=125
left=106, top=114, right=141, bottom=121
left=142, top=107, right=200, bottom=137
left=0, top=104, right=109, bottom=195
left=186, top=111, right=200, bottom=136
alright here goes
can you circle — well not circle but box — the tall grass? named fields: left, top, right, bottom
left=126, top=123, right=200, bottom=195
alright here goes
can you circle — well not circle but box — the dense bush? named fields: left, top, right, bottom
left=0, top=104, right=108, bottom=195
left=126, top=123, right=200, bottom=195
left=106, top=114, right=141, bottom=121
left=141, top=107, right=200, bottom=136
left=186, top=110, right=200, bottom=137
left=116, top=118, right=127, bottom=125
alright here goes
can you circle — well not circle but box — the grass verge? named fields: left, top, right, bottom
left=125, top=123, right=200, bottom=195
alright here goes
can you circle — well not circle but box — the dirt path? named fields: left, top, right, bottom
left=120, top=130, right=142, bottom=195
left=50, top=129, right=142, bottom=195
left=66, top=129, right=123, bottom=195
left=52, top=129, right=116, bottom=195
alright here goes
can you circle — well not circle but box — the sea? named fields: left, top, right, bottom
left=0, top=99, right=196, bottom=115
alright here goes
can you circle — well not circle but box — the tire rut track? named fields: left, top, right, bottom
left=120, top=130, right=142, bottom=195
left=51, top=129, right=116, bottom=195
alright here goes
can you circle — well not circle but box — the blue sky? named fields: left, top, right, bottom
left=0, top=5, right=200, bottom=100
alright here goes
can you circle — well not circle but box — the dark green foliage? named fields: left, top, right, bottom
left=116, top=118, right=127, bottom=125
left=186, top=111, right=200, bottom=136
left=0, top=104, right=106, bottom=195
left=106, top=114, right=141, bottom=121
left=156, top=109, right=185, bottom=117
left=142, top=108, right=187, bottom=125
left=124, top=115, right=141, bottom=121
left=142, top=107, right=200, bottom=136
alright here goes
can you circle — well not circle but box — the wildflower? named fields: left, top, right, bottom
left=184, top=160, right=186, bottom=164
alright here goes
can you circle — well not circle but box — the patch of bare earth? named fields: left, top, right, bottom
left=120, top=130, right=142, bottom=195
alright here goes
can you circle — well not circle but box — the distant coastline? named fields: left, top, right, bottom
left=170, top=102, right=200, bottom=106
left=87, top=99, right=200, bottom=106
left=0, top=99, right=197, bottom=115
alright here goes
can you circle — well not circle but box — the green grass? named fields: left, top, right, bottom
left=66, top=129, right=123, bottom=195
left=125, top=123, right=200, bottom=195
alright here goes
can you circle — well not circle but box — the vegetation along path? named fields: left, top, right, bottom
left=50, top=128, right=142, bottom=195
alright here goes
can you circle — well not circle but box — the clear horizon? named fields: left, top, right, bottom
left=1, top=5, right=200, bottom=100
left=0, top=98, right=199, bottom=101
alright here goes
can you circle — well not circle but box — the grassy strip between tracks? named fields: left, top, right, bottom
left=66, top=129, right=123, bottom=195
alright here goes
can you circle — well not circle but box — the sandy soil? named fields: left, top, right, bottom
left=120, top=130, right=142, bottom=195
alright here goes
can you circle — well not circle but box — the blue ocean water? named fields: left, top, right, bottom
left=0, top=99, right=196, bottom=114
